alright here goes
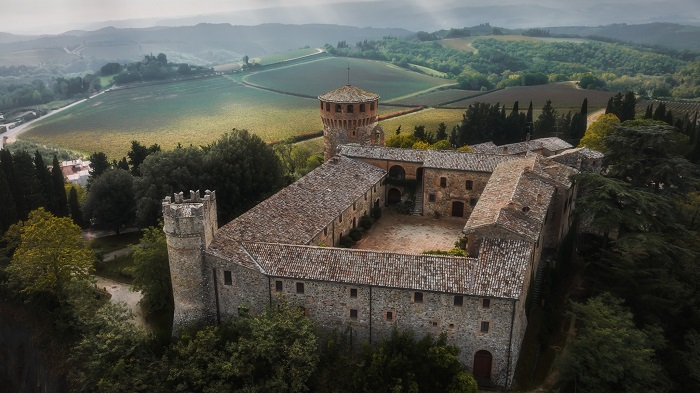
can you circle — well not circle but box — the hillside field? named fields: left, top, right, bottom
left=243, top=57, right=453, bottom=101
left=441, top=35, right=592, bottom=53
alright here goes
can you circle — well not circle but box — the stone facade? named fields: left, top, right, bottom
left=422, top=168, right=491, bottom=219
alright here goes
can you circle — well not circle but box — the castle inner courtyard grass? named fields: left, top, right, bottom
left=353, top=209, right=467, bottom=254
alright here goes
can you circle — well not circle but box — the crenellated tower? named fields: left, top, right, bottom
left=162, top=190, right=218, bottom=333
left=319, top=85, right=384, bottom=161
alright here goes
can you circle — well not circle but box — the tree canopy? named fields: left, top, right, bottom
left=82, top=169, right=136, bottom=234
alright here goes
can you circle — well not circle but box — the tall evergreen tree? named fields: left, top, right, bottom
left=525, top=101, right=534, bottom=139
left=33, top=150, right=53, bottom=212
left=653, top=102, right=667, bottom=121
left=611, top=92, right=624, bottom=119
left=644, top=103, right=653, bottom=119
left=435, top=122, right=448, bottom=141
left=68, top=186, right=84, bottom=228
left=88, top=152, right=111, bottom=179
left=1, top=149, right=25, bottom=222
left=621, top=91, right=636, bottom=122
left=0, top=169, right=17, bottom=234
left=605, top=97, right=614, bottom=115
left=534, top=99, right=557, bottom=137
left=51, top=155, right=69, bottom=217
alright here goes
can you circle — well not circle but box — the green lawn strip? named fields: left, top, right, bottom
left=93, top=252, right=135, bottom=283
left=88, top=231, right=141, bottom=255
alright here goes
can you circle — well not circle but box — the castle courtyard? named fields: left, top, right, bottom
left=353, top=209, right=467, bottom=254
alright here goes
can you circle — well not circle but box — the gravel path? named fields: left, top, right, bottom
left=94, top=276, right=147, bottom=329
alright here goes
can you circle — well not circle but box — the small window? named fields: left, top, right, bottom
left=386, top=311, right=393, bottom=321
left=480, top=321, right=490, bottom=333
left=353, top=201, right=356, bottom=211
left=432, top=321, right=438, bottom=326
left=275, top=280, right=283, bottom=292
left=339, top=214, right=343, bottom=223
left=454, top=295, right=463, bottom=306
left=296, top=282, right=305, bottom=294
left=482, top=298, right=491, bottom=308
left=466, top=180, right=473, bottom=190
left=414, top=292, right=423, bottom=303
left=325, top=102, right=330, bottom=111
left=470, top=198, right=478, bottom=206
left=440, top=177, right=447, bottom=187
left=224, top=270, right=232, bottom=285
left=370, top=102, right=375, bottom=111
left=428, top=193, right=436, bottom=202
left=350, top=288, right=358, bottom=298
left=360, top=103, right=365, bottom=112
left=364, top=192, right=367, bottom=200
left=449, top=323, right=455, bottom=328
left=324, top=227, right=328, bottom=236
left=347, top=104, right=354, bottom=113
left=350, top=309, right=358, bottom=319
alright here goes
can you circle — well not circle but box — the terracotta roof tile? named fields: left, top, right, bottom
left=209, top=157, right=385, bottom=259
left=470, top=137, right=573, bottom=155
left=472, top=238, right=532, bottom=298
left=318, top=85, right=379, bottom=103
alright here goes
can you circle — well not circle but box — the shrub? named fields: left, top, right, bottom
left=339, top=235, right=354, bottom=248
left=454, top=237, right=467, bottom=249
left=359, top=215, right=374, bottom=230
left=370, top=207, right=382, bottom=220
left=396, top=200, right=415, bottom=215
left=349, top=228, right=363, bottom=241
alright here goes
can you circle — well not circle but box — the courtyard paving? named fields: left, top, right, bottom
left=353, top=209, right=467, bottom=254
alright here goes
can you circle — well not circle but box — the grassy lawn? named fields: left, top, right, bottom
left=380, top=108, right=465, bottom=133
left=99, top=74, right=115, bottom=88
left=390, top=88, right=481, bottom=106
left=88, top=231, right=142, bottom=255
left=408, top=64, right=448, bottom=78
left=256, top=48, right=320, bottom=65
left=93, top=252, right=135, bottom=283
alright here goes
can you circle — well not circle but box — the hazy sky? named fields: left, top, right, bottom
left=4, top=0, right=699, bottom=34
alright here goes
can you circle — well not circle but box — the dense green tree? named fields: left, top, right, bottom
left=130, top=227, right=173, bottom=317
left=620, top=91, right=637, bottom=122
left=578, top=113, right=620, bottom=152
left=385, top=134, right=418, bottom=148
left=127, top=141, right=160, bottom=176
left=88, top=152, right=111, bottom=180
left=353, top=329, right=478, bottom=393
left=457, top=102, right=504, bottom=146
left=134, top=146, right=206, bottom=228
left=11, top=150, right=41, bottom=219
left=0, top=169, right=17, bottom=233
left=436, top=122, right=448, bottom=141
left=51, top=155, right=69, bottom=217
left=5, top=208, right=94, bottom=300
left=534, top=99, right=557, bottom=137
left=83, top=169, right=136, bottom=235
left=202, top=129, right=284, bottom=224
left=68, top=186, right=84, bottom=228
left=525, top=100, right=534, bottom=138
left=604, top=121, right=699, bottom=193
left=33, top=150, right=53, bottom=212
left=558, top=294, right=669, bottom=393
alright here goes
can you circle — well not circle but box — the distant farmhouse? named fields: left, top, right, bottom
left=162, top=85, right=602, bottom=388
left=60, top=159, right=91, bottom=187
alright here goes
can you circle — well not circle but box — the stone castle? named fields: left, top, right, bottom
left=162, top=84, right=602, bottom=388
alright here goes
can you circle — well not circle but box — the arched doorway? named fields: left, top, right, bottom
left=452, top=201, right=464, bottom=217
left=388, top=165, right=405, bottom=179
left=387, top=188, right=402, bottom=205
left=473, top=350, right=492, bottom=381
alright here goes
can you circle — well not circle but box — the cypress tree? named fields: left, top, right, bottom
left=611, top=92, right=624, bottom=119
left=51, top=155, right=69, bottom=217
left=525, top=101, right=534, bottom=139
left=621, top=91, right=636, bottom=122
left=0, top=169, right=17, bottom=234
left=68, top=186, right=84, bottom=227
left=644, top=104, right=653, bottom=119
left=653, top=102, right=666, bottom=121
left=13, top=151, right=42, bottom=218
left=117, top=157, right=129, bottom=171
left=665, top=110, right=674, bottom=126
left=605, top=97, right=614, bottom=114
left=534, top=100, right=557, bottom=137
left=33, top=150, right=53, bottom=212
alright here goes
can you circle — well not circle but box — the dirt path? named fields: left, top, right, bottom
left=587, top=108, right=606, bottom=125
left=94, top=276, right=147, bottom=329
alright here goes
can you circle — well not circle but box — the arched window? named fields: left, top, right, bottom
left=388, top=165, right=405, bottom=179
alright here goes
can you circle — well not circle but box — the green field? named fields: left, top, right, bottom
left=24, top=76, right=321, bottom=158
left=445, top=82, right=613, bottom=112
left=256, top=48, right=321, bottom=65
left=243, top=57, right=453, bottom=101
left=390, top=89, right=481, bottom=106
left=441, top=35, right=591, bottom=53
left=379, top=108, right=465, bottom=134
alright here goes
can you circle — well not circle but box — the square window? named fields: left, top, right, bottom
left=350, top=309, right=358, bottom=319
left=325, top=102, right=330, bottom=111
left=335, top=104, right=342, bottom=113
left=360, top=103, right=366, bottom=112
left=432, top=321, right=438, bottom=326
left=449, top=323, right=455, bottom=328
left=482, top=298, right=491, bottom=308
left=428, top=193, right=436, bottom=202
left=370, top=102, right=375, bottom=111
left=454, top=295, right=463, bottom=306
left=470, top=198, right=478, bottom=206
left=414, top=292, right=423, bottom=303
left=466, top=180, right=473, bottom=190
left=347, top=104, right=354, bottom=113
left=275, top=280, right=283, bottom=292
left=296, top=282, right=305, bottom=294
left=350, top=288, right=358, bottom=298
left=480, top=321, right=490, bottom=333
left=223, top=270, right=232, bottom=285
left=386, top=311, right=393, bottom=321
left=440, top=177, right=447, bottom=187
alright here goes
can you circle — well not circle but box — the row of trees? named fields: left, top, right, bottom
left=0, top=74, right=100, bottom=111
left=111, top=53, right=210, bottom=84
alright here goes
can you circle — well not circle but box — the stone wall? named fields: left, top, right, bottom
left=422, top=169, right=491, bottom=219
left=321, top=99, right=381, bottom=160
left=214, top=273, right=522, bottom=386
left=212, top=254, right=270, bottom=321
left=309, top=179, right=385, bottom=246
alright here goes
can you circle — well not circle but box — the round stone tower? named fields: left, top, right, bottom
left=319, top=85, right=384, bottom=160
left=162, top=190, right=218, bottom=333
